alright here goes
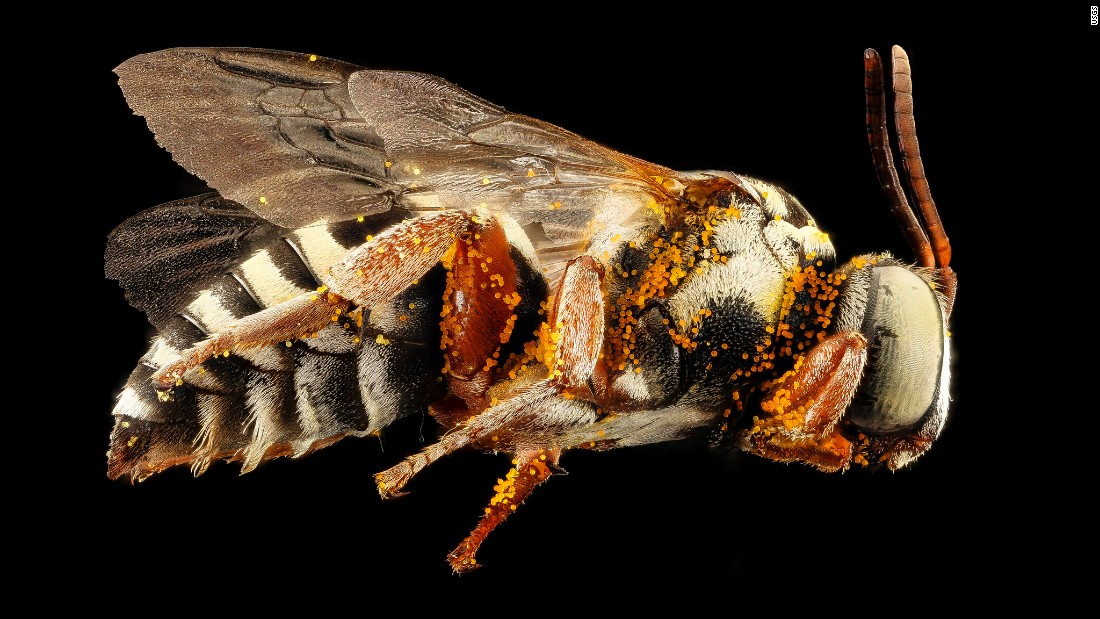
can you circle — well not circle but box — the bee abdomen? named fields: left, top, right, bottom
left=107, top=197, right=446, bottom=481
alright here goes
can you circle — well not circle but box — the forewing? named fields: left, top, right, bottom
left=115, top=48, right=395, bottom=228
left=346, top=70, right=678, bottom=281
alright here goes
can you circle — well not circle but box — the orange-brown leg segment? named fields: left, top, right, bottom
left=543, top=256, right=606, bottom=391
left=439, top=215, right=522, bottom=413
left=152, top=210, right=479, bottom=389
left=375, top=255, right=605, bottom=511
left=739, top=331, right=868, bottom=472
left=152, top=290, right=350, bottom=389
left=447, top=448, right=557, bottom=573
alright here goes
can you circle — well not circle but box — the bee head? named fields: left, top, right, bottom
left=832, top=256, right=951, bottom=451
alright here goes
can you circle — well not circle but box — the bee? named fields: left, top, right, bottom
left=106, top=45, right=955, bottom=572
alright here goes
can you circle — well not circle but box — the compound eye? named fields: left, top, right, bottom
left=848, top=266, right=944, bottom=433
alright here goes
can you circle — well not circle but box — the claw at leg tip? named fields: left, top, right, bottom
left=447, top=551, right=481, bottom=574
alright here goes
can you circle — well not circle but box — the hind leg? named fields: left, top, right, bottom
left=152, top=210, right=482, bottom=390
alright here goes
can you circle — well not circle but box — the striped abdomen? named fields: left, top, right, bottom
left=106, top=195, right=447, bottom=481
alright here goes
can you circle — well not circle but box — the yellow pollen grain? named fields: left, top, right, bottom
left=258, top=196, right=267, bottom=205
left=127, top=436, right=138, bottom=447
left=482, top=177, right=491, bottom=185
left=375, top=334, right=391, bottom=346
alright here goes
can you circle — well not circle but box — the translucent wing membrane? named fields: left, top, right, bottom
left=105, top=194, right=279, bottom=329
left=116, top=48, right=674, bottom=244
left=115, top=49, right=394, bottom=228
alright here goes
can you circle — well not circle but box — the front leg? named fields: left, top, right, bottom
left=738, top=331, right=867, bottom=471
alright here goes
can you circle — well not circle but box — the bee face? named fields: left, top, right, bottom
left=845, top=263, right=948, bottom=434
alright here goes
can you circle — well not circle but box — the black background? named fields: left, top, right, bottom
left=53, top=5, right=1083, bottom=602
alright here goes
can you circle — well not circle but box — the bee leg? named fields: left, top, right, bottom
left=437, top=212, right=522, bottom=415
left=374, top=255, right=605, bottom=496
left=153, top=210, right=480, bottom=389
left=739, top=331, right=868, bottom=472
left=542, top=255, right=607, bottom=393
left=446, top=448, right=558, bottom=573
left=151, top=290, right=352, bottom=389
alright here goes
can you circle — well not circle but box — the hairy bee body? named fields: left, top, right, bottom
left=106, top=172, right=836, bottom=478
left=106, top=46, right=953, bottom=571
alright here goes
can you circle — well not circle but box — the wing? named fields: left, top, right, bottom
left=115, top=48, right=680, bottom=276
left=105, top=194, right=282, bottom=329
left=115, top=49, right=393, bottom=229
